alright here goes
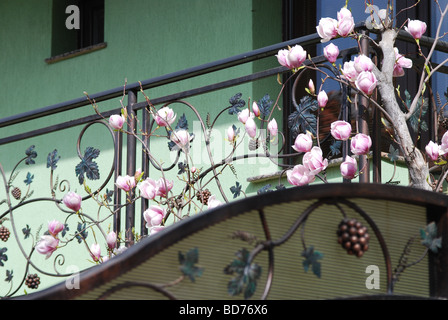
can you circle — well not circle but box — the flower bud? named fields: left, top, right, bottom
left=330, top=120, right=352, bottom=141
left=62, top=191, right=82, bottom=212
left=340, top=156, right=357, bottom=180
left=108, top=114, right=125, bottom=130
left=350, top=133, right=372, bottom=155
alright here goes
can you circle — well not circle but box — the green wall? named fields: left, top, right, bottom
left=0, top=0, right=284, bottom=296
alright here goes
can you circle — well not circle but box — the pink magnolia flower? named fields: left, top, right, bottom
left=106, top=231, right=117, bottom=250
left=143, top=205, right=166, bottom=228
left=355, top=71, right=377, bottom=95
left=108, top=114, right=125, bottom=130
left=139, top=178, right=157, bottom=200
left=340, top=155, right=357, bottom=180
left=48, top=220, right=64, bottom=237
left=324, top=43, right=339, bottom=63
left=245, top=117, right=257, bottom=138
left=276, top=49, right=290, bottom=68
left=149, top=226, right=165, bottom=235
left=286, top=164, right=315, bottom=186
left=440, top=131, right=448, bottom=155
left=308, top=79, right=315, bottom=95
left=292, top=132, right=313, bottom=153
left=336, top=7, right=355, bottom=37
left=207, top=195, right=223, bottom=209
left=330, top=120, right=352, bottom=141
left=36, top=235, right=59, bottom=259
left=154, top=107, right=176, bottom=127
left=303, top=146, right=328, bottom=175
left=341, top=60, right=359, bottom=83
left=170, top=129, right=191, bottom=150
left=90, top=243, right=102, bottom=262
left=237, top=108, right=254, bottom=124
left=62, top=191, right=82, bottom=212
left=317, top=90, right=328, bottom=108
left=393, top=47, right=413, bottom=77
left=425, top=141, right=440, bottom=161
left=156, top=177, right=173, bottom=197
left=316, top=17, right=338, bottom=42
left=252, top=102, right=260, bottom=117
left=115, top=175, right=136, bottom=192
left=267, top=118, right=278, bottom=137
left=350, top=133, right=372, bottom=155
left=227, top=125, right=235, bottom=142
left=286, top=45, right=307, bottom=69
left=354, top=54, right=374, bottom=73
left=405, top=19, right=427, bottom=40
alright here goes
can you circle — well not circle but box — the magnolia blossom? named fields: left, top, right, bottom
left=108, top=114, right=125, bottom=130
left=354, top=54, right=374, bottom=73
left=440, top=131, right=448, bottom=155
left=252, top=102, right=260, bottom=117
left=149, top=226, right=165, bottom=235
left=292, top=132, right=313, bottom=153
left=90, top=243, right=102, bottom=262
left=405, top=19, right=427, bottom=40
left=316, top=17, right=338, bottom=42
left=303, top=146, right=328, bottom=175
left=156, top=177, right=173, bottom=197
left=317, top=90, right=328, bottom=108
left=139, top=178, right=157, bottom=200
left=237, top=108, right=254, bottom=124
left=330, top=120, right=352, bottom=141
left=323, top=43, right=339, bottom=63
left=341, top=60, right=359, bottom=83
left=143, top=205, right=166, bottom=228
left=393, top=47, right=413, bottom=77
left=286, top=45, right=307, bottom=69
left=207, top=195, right=223, bottom=209
left=106, top=231, right=117, bottom=250
left=154, top=106, right=176, bottom=127
left=286, top=164, right=315, bottom=186
left=308, top=79, right=315, bottom=95
left=340, top=156, right=357, bottom=180
left=425, top=141, right=440, bottom=161
left=355, top=71, right=377, bottom=95
left=171, top=129, right=191, bottom=150
left=267, top=118, right=278, bottom=137
left=336, top=7, right=355, bottom=37
left=62, top=191, right=82, bottom=212
left=115, top=175, right=136, bottom=192
left=48, top=220, right=64, bottom=237
left=351, top=133, right=372, bottom=155
left=245, top=117, right=257, bottom=138
left=227, top=125, right=235, bottom=142
left=36, top=235, right=59, bottom=259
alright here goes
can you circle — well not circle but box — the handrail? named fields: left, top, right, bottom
left=2, top=22, right=446, bottom=130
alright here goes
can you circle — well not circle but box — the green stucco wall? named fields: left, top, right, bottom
left=0, top=0, right=285, bottom=296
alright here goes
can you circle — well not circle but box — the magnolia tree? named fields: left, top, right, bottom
left=276, top=1, right=448, bottom=191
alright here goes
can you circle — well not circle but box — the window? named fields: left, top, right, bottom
left=48, top=0, right=105, bottom=61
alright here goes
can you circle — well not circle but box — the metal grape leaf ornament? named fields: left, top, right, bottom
left=47, top=149, right=61, bottom=170
left=228, top=93, right=246, bottom=115
left=224, top=248, right=262, bottom=299
left=420, top=222, right=442, bottom=253
left=301, top=245, right=323, bottom=278
left=25, top=145, right=37, bottom=165
left=257, top=94, right=273, bottom=117
left=178, top=247, right=204, bottom=282
left=288, top=96, right=318, bottom=139
left=75, top=147, right=100, bottom=185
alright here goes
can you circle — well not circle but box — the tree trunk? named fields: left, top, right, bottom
left=374, top=29, right=432, bottom=191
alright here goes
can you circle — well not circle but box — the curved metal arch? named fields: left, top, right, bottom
left=13, top=183, right=448, bottom=300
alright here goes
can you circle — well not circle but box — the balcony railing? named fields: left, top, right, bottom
left=1, top=23, right=448, bottom=299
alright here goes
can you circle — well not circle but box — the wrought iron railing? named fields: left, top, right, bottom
left=0, top=23, right=447, bottom=298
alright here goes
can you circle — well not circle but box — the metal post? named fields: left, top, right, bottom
left=358, top=30, right=370, bottom=183
left=140, top=105, right=150, bottom=236
left=113, top=130, right=123, bottom=235
left=125, top=90, right=137, bottom=246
